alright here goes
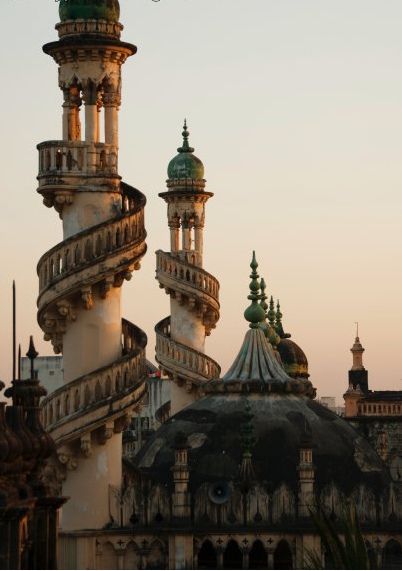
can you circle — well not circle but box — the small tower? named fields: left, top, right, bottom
left=37, top=0, right=147, bottom=533
left=171, top=432, right=191, bottom=519
left=155, top=122, right=220, bottom=414
left=297, top=425, right=315, bottom=518
left=348, top=326, right=368, bottom=393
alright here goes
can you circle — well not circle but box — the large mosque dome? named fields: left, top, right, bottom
left=135, top=391, right=387, bottom=494
left=134, top=254, right=389, bottom=512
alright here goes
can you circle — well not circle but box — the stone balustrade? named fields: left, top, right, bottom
left=156, top=250, right=219, bottom=302
left=155, top=317, right=220, bottom=382
left=42, top=319, right=147, bottom=434
left=56, top=19, right=123, bottom=40
left=38, top=188, right=145, bottom=293
left=37, top=140, right=118, bottom=183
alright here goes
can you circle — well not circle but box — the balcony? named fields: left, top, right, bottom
left=37, top=140, right=119, bottom=189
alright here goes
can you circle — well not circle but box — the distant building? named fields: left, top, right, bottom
left=21, top=355, right=64, bottom=394
left=344, top=334, right=402, bottom=481
left=317, top=396, right=345, bottom=417
left=123, top=373, right=171, bottom=458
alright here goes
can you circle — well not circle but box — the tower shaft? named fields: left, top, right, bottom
left=155, top=124, right=220, bottom=414
left=37, top=7, right=147, bottom=531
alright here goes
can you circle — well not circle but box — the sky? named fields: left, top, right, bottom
left=1, top=0, right=402, bottom=403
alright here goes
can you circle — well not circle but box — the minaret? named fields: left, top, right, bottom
left=37, top=0, right=147, bottom=531
left=348, top=325, right=368, bottom=393
left=155, top=122, right=220, bottom=414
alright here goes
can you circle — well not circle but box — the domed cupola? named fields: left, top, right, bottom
left=59, top=0, right=120, bottom=23
left=167, top=121, right=206, bottom=192
left=274, top=300, right=310, bottom=379
left=134, top=254, right=389, bottom=523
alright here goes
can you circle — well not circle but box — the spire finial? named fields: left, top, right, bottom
left=260, top=277, right=268, bottom=312
left=268, top=295, right=276, bottom=327
left=244, top=252, right=266, bottom=328
left=178, top=118, right=194, bottom=153
left=26, top=336, right=39, bottom=379
left=276, top=300, right=283, bottom=325
left=355, top=321, right=359, bottom=340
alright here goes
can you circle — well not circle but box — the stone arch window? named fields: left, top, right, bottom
left=116, top=227, right=121, bottom=247
left=84, top=239, right=93, bottom=261
left=95, top=234, right=103, bottom=257
left=124, top=225, right=129, bottom=243
left=148, top=540, right=166, bottom=570
left=45, top=150, right=51, bottom=171
left=64, top=392, right=70, bottom=416
left=99, top=150, right=106, bottom=170
left=84, top=385, right=91, bottom=406
left=77, top=148, right=84, bottom=170
left=223, top=540, right=242, bottom=570
left=249, top=540, right=267, bottom=570
left=49, top=259, right=55, bottom=280
left=56, top=149, right=63, bottom=170
left=115, top=372, right=121, bottom=392
left=74, top=388, right=80, bottom=411
left=106, top=231, right=112, bottom=251
left=56, top=254, right=62, bottom=275
left=365, top=541, right=376, bottom=569
left=74, top=245, right=81, bottom=265
left=64, top=249, right=70, bottom=272
left=66, top=150, right=73, bottom=170
left=197, top=540, right=217, bottom=570
left=274, top=540, right=293, bottom=570
left=56, top=399, right=61, bottom=420
left=124, top=542, right=140, bottom=570
left=383, top=539, right=402, bottom=569
left=95, top=380, right=102, bottom=401
left=124, top=369, right=129, bottom=388
left=105, top=376, right=112, bottom=396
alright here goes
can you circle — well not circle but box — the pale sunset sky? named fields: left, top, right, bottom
left=1, top=0, right=402, bottom=402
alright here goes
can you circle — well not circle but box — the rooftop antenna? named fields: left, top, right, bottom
left=12, top=281, right=16, bottom=380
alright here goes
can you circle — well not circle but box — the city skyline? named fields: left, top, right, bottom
left=1, top=0, right=402, bottom=402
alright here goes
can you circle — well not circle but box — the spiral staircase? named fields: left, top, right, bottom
left=155, top=250, right=220, bottom=387
left=154, top=123, right=221, bottom=402
left=37, top=170, right=148, bottom=448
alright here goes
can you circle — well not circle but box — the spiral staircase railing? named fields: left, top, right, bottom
left=155, top=251, right=220, bottom=387
left=37, top=169, right=148, bottom=446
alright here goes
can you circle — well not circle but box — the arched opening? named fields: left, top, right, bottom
left=67, top=150, right=73, bottom=170
left=56, top=149, right=63, bottom=170
left=198, top=540, right=217, bottom=570
left=74, top=389, right=80, bottom=411
left=105, top=376, right=112, bottom=396
left=84, top=239, right=93, bottom=261
left=383, top=539, right=402, bottom=570
left=95, top=380, right=102, bottom=401
left=124, top=542, right=140, bottom=570
left=249, top=540, right=267, bottom=570
left=223, top=540, right=242, bottom=570
left=274, top=540, right=293, bottom=570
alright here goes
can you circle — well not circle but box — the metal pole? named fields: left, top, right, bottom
left=12, top=281, right=16, bottom=380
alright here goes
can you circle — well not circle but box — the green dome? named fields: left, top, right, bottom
left=59, top=0, right=120, bottom=22
left=167, top=121, right=205, bottom=180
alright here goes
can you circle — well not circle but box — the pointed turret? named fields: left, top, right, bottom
left=348, top=325, right=368, bottom=393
